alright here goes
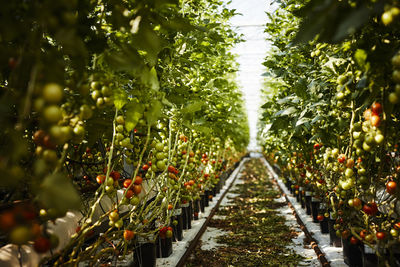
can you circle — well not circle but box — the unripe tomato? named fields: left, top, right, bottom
left=390, top=229, right=399, bottom=237
left=43, top=105, right=62, bottom=123
left=109, top=211, right=119, bottom=222
left=43, top=83, right=63, bottom=104
left=9, top=226, right=32, bottom=245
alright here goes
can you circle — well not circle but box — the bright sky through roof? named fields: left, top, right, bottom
left=225, top=1, right=278, bottom=151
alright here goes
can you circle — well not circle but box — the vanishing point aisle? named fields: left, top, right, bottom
left=185, top=157, right=321, bottom=266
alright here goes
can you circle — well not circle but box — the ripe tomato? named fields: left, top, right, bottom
left=33, top=236, right=51, bottom=253
left=371, top=102, right=382, bottom=115
left=0, top=211, right=16, bottom=231
left=317, top=215, right=324, bottom=221
left=123, top=230, right=135, bottom=241
left=133, top=185, right=141, bottom=195
left=96, top=175, right=106, bottom=184
left=341, top=230, right=350, bottom=239
left=353, top=198, right=362, bottom=208
left=168, top=204, right=173, bottom=210
left=142, top=164, right=149, bottom=171
left=394, top=222, right=400, bottom=230
left=363, top=202, right=378, bottom=216
left=123, top=179, right=132, bottom=188
left=188, top=180, right=195, bottom=186
left=370, top=114, right=381, bottom=127
left=338, top=154, right=346, bottom=163
left=125, top=189, right=134, bottom=199
left=134, top=176, right=143, bottom=185
left=346, top=158, right=355, bottom=168
left=360, top=230, right=367, bottom=239
left=386, top=181, right=397, bottom=194
left=350, top=236, right=359, bottom=245
left=313, top=143, right=322, bottom=149
left=376, top=232, right=386, bottom=240
left=110, top=171, right=121, bottom=181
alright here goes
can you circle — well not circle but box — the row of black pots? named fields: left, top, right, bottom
left=132, top=171, right=229, bottom=267
left=282, top=180, right=400, bottom=267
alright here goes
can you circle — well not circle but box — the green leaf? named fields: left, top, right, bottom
left=38, top=173, right=81, bottom=213
left=354, top=49, right=367, bottom=68
left=146, top=100, right=163, bottom=126
left=182, top=101, right=205, bottom=113
left=113, top=89, right=128, bottom=110
left=125, top=101, right=145, bottom=131
left=142, top=67, right=160, bottom=91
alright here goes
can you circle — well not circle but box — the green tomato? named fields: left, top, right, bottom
left=43, top=83, right=63, bottom=104
left=43, top=105, right=62, bottom=123
left=155, top=143, right=164, bottom=152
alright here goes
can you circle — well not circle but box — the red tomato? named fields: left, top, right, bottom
left=96, top=175, right=106, bottom=184
left=125, top=189, right=134, bottom=199
left=338, top=154, right=346, bottom=163
left=360, top=230, right=367, bottom=239
left=33, top=236, right=51, bottom=253
left=376, top=232, right=386, bottom=240
left=123, top=230, right=135, bottom=241
left=386, top=181, right=397, bottom=194
left=313, top=143, right=322, bottom=149
left=142, top=164, right=149, bottom=171
left=363, top=202, right=378, bottom=216
left=353, top=198, right=362, bottom=208
left=110, top=171, right=121, bottom=181
left=133, top=185, right=141, bottom=195
left=371, top=102, right=383, bottom=115
left=350, top=236, right=359, bottom=245
left=370, top=114, right=381, bottom=127
left=168, top=204, right=173, bottom=210
left=123, top=179, right=132, bottom=188
left=134, top=176, right=143, bottom=185
left=317, top=215, right=324, bottom=221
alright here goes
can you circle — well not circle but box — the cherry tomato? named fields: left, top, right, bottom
left=376, top=232, right=386, bottom=240
left=33, top=236, right=51, bottom=253
left=123, top=230, right=135, bottom=241
left=386, top=181, right=397, bottom=194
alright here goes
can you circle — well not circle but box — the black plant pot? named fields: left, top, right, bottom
left=362, top=245, right=378, bottom=267
left=193, top=199, right=200, bottom=220
left=300, top=191, right=305, bottom=209
left=328, top=219, right=342, bottom=247
left=134, top=241, right=156, bottom=267
left=319, top=217, right=329, bottom=234
left=181, top=206, right=188, bottom=230
left=200, top=194, right=205, bottom=212
left=172, top=213, right=183, bottom=241
left=295, top=190, right=300, bottom=202
left=204, top=191, right=210, bottom=207
left=160, top=237, right=173, bottom=258
left=342, top=237, right=363, bottom=267
left=187, top=202, right=192, bottom=229
left=305, top=195, right=312, bottom=215
left=311, top=200, right=320, bottom=223
left=212, top=186, right=217, bottom=197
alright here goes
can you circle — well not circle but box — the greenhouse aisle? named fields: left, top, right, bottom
left=185, top=156, right=321, bottom=266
